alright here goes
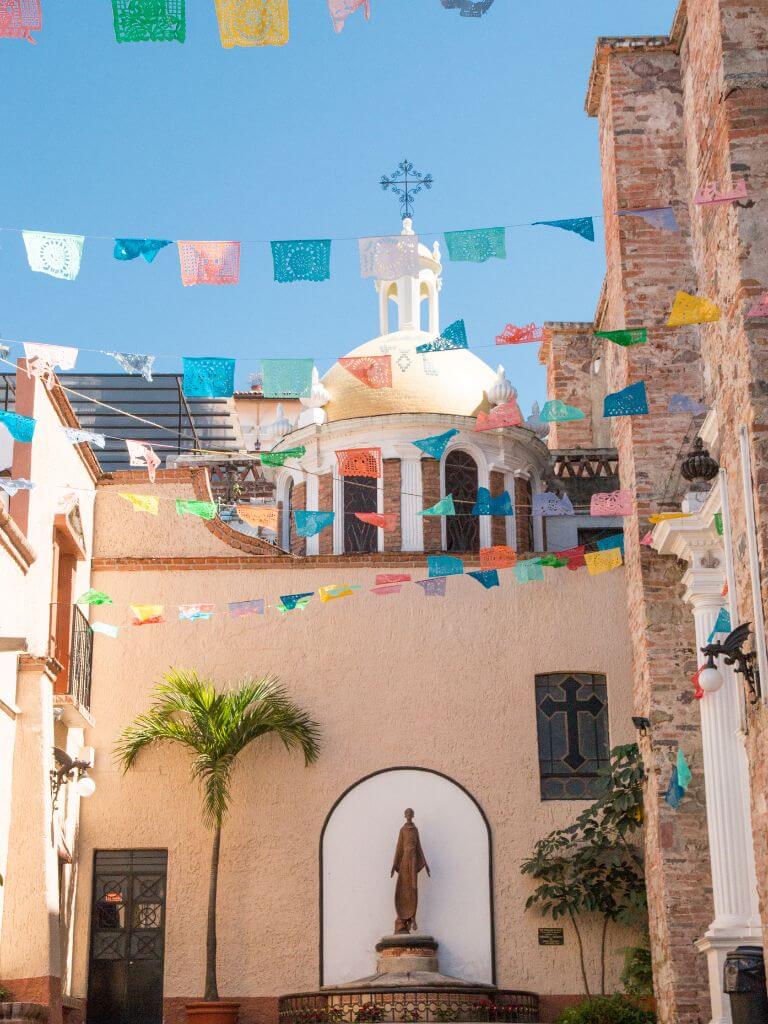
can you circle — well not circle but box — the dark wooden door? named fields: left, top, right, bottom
left=86, top=850, right=167, bottom=1024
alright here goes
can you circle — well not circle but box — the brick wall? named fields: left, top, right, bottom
left=490, top=470, right=507, bottom=546
left=383, top=459, right=402, bottom=552
left=318, top=473, right=333, bottom=556
left=588, top=24, right=714, bottom=1023
left=539, top=325, right=598, bottom=447
left=290, top=482, right=306, bottom=557
left=514, top=477, right=533, bottom=552
left=421, top=460, right=442, bottom=552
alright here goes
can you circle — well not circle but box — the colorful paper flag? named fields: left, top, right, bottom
left=416, top=576, right=447, bottom=596
left=428, top=555, right=464, bottom=577
left=105, top=351, right=155, bottom=381
left=664, top=766, right=684, bottom=809
left=0, top=478, right=35, bottom=496
left=676, top=748, right=692, bottom=792
left=376, top=573, right=411, bottom=586
left=214, top=0, right=289, bottom=47
left=126, top=439, right=161, bottom=482
left=262, top=359, right=314, bottom=399
left=480, top=545, right=517, bottom=569
left=594, top=328, right=647, bottom=347
left=112, top=0, right=185, bottom=41
left=22, top=231, right=85, bottom=281
left=474, top=396, right=524, bottom=431
left=538, top=553, right=569, bottom=568
left=0, top=411, right=36, bottom=443
left=707, top=607, right=731, bottom=642
left=440, top=0, right=495, bottom=15
left=747, top=293, right=768, bottom=319
left=419, top=494, right=455, bottom=516
left=237, top=504, right=279, bottom=531
left=319, top=584, right=358, bottom=602
left=603, top=381, right=649, bottom=417
left=178, top=604, right=215, bottom=622
left=640, top=531, right=654, bottom=546
left=228, top=599, right=265, bottom=617
left=596, top=533, right=625, bottom=557
left=76, top=589, right=112, bottom=606
left=540, top=399, right=585, bottom=423
left=532, top=492, right=575, bottom=517
left=468, top=569, right=499, bottom=589
left=114, top=238, right=172, bottom=263
left=647, top=512, right=692, bottom=524
left=260, top=446, right=306, bottom=467
left=23, top=342, right=78, bottom=389
left=63, top=427, right=106, bottom=448
left=416, top=319, right=468, bottom=353
left=513, top=558, right=544, bottom=583
left=176, top=499, right=217, bottom=520
left=557, top=545, right=586, bottom=571
left=617, top=207, right=679, bottom=232
left=294, top=510, right=335, bottom=537
left=412, top=428, right=459, bottom=459
left=355, top=512, right=397, bottom=530
left=336, top=447, right=383, bottom=478
left=591, top=491, right=633, bottom=517
left=472, top=488, right=513, bottom=516
left=667, top=292, right=721, bottom=327
left=119, top=492, right=159, bottom=515
left=444, top=227, right=506, bottom=263
left=585, top=548, right=623, bottom=575
left=130, top=604, right=165, bottom=625
left=714, top=512, right=723, bottom=535
left=339, top=355, right=393, bottom=389
left=358, top=235, right=419, bottom=279
left=533, top=217, right=594, bottom=242
left=668, top=393, right=706, bottom=415
left=0, top=0, right=41, bottom=41
left=182, top=357, right=236, bottom=399
left=91, top=622, right=119, bottom=639
left=694, top=179, right=747, bottom=205
left=495, top=323, right=544, bottom=346
left=328, top=0, right=370, bottom=32
left=278, top=592, right=314, bottom=611
left=178, top=241, right=240, bottom=285
left=271, top=239, right=331, bottom=282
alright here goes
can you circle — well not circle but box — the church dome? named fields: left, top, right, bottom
left=323, top=332, right=497, bottom=422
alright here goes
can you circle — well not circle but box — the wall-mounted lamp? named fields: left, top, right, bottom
left=632, top=716, right=651, bottom=736
left=50, top=747, right=96, bottom=808
left=700, top=622, right=760, bottom=704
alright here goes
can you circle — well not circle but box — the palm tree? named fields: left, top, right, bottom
left=117, top=670, right=321, bottom=1003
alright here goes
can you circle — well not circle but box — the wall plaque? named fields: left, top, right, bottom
left=538, top=928, right=564, bottom=946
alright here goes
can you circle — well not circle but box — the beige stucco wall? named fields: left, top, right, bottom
left=74, top=529, right=638, bottom=1004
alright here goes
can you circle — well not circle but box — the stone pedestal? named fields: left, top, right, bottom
left=375, top=935, right=439, bottom=975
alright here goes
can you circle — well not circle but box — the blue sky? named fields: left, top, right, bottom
left=0, top=0, right=676, bottom=415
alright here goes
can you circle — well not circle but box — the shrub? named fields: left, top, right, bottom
left=0, top=986, right=10, bottom=1001
left=556, top=996, right=655, bottom=1024
left=621, top=946, right=653, bottom=1000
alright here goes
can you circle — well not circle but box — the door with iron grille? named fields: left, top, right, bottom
left=87, top=850, right=167, bottom=1024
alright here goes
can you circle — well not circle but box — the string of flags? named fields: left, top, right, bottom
left=1, top=0, right=502, bottom=48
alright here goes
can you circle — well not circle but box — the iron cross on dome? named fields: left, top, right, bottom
left=380, top=160, right=434, bottom=220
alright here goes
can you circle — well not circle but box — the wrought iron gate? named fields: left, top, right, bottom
left=86, top=850, right=167, bottom=1024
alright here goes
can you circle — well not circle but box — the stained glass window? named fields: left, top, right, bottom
left=343, top=475, right=377, bottom=553
left=536, top=673, right=610, bottom=801
left=444, top=450, right=479, bottom=552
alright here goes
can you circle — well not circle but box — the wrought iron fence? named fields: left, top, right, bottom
left=278, top=989, right=539, bottom=1024
left=69, top=606, right=94, bottom=711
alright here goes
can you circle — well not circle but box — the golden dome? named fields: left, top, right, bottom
left=323, top=330, right=497, bottom=423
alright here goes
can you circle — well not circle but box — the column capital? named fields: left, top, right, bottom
left=392, top=444, right=423, bottom=462
left=682, top=565, right=727, bottom=608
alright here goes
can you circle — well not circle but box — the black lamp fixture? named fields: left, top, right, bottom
left=681, top=437, right=719, bottom=484
left=699, top=623, right=760, bottom=704
left=50, top=747, right=96, bottom=808
left=632, top=716, right=652, bottom=736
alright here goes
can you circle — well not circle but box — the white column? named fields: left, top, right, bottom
left=305, top=473, right=319, bottom=556
left=396, top=448, right=423, bottom=552
left=332, top=472, right=344, bottom=555
left=478, top=460, right=491, bottom=550
left=684, top=566, right=762, bottom=1024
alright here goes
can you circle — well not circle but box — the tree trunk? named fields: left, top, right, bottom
left=600, top=917, right=609, bottom=995
left=568, top=909, right=591, bottom=998
left=204, top=824, right=222, bottom=1001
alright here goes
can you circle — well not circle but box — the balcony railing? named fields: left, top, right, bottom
left=68, top=605, right=94, bottom=712
left=278, top=990, right=540, bottom=1024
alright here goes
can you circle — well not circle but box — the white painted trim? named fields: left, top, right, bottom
left=738, top=426, right=768, bottom=703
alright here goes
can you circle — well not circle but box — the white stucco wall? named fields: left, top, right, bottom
left=322, top=769, right=492, bottom=986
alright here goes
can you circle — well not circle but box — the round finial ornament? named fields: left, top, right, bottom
left=488, top=365, right=516, bottom=408
left=681, top=437, right=719, bottom=483
left=300, top=367, right=330, bottom=411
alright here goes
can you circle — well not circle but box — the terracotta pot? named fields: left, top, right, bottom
left=185, top=1000, right=241, bottom=1024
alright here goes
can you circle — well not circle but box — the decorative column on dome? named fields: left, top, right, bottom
left=375, top=219, right=441, bottom=336
left=394, top=445, right=424, bottom=552
left=298, top=368, right=330, bottom=429
left=654, top=502, right=762, bottom=1024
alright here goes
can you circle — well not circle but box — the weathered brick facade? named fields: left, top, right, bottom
left=490, top=470, right=507, bottom=546
left=383, top=459, right=402, bottom=553
left=290, top=482, right=306, bottom=557
left=318, top=473, right=333, bottom=556
left=421, top=459, right=442, bottom=552
left=538, top=325, right=600, bottom=448
left=514, top=477, right=533, bottom=552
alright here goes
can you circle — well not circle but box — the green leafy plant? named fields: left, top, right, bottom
left=117, top=670, right=320, bottom=1003
left=355, top=1003, right=385, bottom=1022
left=521, top=745, right=647, bottom=997
left=0, top=985, right=10, bottom=1002
left=620, top=945, right=653, bottom=1000
left=556, top=995, right=655, bottom=1024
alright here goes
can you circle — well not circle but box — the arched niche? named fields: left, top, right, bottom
left=320, top=767, right=495, bottom=987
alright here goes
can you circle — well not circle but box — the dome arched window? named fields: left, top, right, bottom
left=444, top=450, right=479, bottom=553
left=343, top=476, right=377, bottom=553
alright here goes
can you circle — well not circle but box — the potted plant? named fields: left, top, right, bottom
left=118, top=670, right=321, bottom=1024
